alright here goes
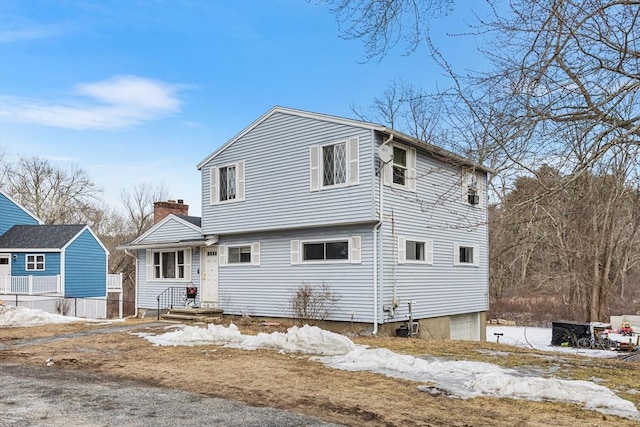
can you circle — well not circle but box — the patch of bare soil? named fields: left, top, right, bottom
left=1, top=318, right=638, bottom=427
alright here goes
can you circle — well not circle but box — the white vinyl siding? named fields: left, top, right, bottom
left=453, top=243, right=480, bottom=267
left=383, top=143, right=416, bottom=192
left=210, top=161, right=245, bottom=205
left=201, top=113, right=373, bottom=234
left=398, top=237, right=433, bottom=265
left=220, top=242, right=260, bottom=266
left=310, top=137, right=359, bottom=191
left=217, top=226, right=373, bottom=322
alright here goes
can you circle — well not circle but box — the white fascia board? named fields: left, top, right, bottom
left=116, top=240, right=207, bottom=251
left=130, top=214, right=201, bottom=245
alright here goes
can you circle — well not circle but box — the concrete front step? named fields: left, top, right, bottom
left=167, top=307, right=223, bottom=316
left=160, top=307, right=223, bottom=323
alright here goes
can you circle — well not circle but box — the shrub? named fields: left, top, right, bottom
left=289, top=281, right=340, bottom=326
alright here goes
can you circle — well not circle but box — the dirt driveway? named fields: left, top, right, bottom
left=1, top=319, right=638, bottom=427
left=0, top=363, right=341, bottom=427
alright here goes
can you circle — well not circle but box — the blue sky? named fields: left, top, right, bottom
left=0, top=0, right=490, bottom=216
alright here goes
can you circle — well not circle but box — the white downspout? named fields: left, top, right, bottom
left=124, top=249, right=138, bottom=318
left=373, top=133, right=394, bottom=335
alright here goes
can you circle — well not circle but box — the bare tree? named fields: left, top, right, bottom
left=120, top=182, right=168, bottom=236
left=0, top=146, right=8, bottom=186
left=325, top=0, right=454, bottom=62
left=4, top=155, right=102, bottom=224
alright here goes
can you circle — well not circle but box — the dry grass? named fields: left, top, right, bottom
left=1, top=318, right=638, bottom=427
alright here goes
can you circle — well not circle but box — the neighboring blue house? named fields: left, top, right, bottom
left=122, top=106, right=494, bottom=340
left=0, top=189, right=110, bottom=317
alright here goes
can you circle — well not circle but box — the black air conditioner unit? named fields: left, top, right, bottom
left=468, top=193, right=480, bottom=205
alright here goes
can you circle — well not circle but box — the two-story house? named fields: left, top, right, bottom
left=0, top=189, right=111, bottom=318
left=122, top=106, right=492, bottom=340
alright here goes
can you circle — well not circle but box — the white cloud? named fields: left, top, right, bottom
left=0, top=75, right=182, bottom=130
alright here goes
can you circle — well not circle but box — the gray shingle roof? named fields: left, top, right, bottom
left=0, top=224, right=86, bottom=249
left=175, top=215, right=202, bottom=228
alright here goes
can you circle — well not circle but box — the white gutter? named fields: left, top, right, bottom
left=123, top=249, right=138, bottom=318
left=372, top=133, right=394, bottom=335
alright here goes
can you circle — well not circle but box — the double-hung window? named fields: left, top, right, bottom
left=153, top=250, right=186, bottom=279
left=392, top=146, right=407, bottom=186
left=322, top=142, right=347, bottom=187
left=383, top=143, right=416, bottom=192
left=26, top=254, right=45, bottom=271
left=462, top=170, right=482, bottom=207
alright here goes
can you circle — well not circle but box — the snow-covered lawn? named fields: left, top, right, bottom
left=2, top=306, right=638, bottom=421
left=136, top=323, right=640, bottom=421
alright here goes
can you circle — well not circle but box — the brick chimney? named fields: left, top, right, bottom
left=154, top=199, right=189, bottom=224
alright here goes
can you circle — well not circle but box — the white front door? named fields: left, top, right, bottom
left=200, top=246, right=218, bottom=308
left=0, top=254, right=10, bottom=291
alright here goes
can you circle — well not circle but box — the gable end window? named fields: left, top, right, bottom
left=209, top=161, right=246, bottom=205
left=462, top=170, right=483, bottom=207
left=220, top=164, right=237, bottom=201
left=26, top=254, right=45, bottom=271
left=310, top=137, right=359, bottom=191
left=323, top=142, right=347, bottom=187
left=453, top=243, right=480, bottom=267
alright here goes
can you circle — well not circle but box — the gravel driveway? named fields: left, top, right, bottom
left=0, top=363, right=343, bottom=427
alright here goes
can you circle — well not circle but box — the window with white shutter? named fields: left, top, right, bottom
left=310, top=137, right=360, bottom=191
left=398, top=237, right=433, bottom=265
left=210, top=161, right=245, bottom=205
left=384, top=143, right=416, bottom=192
left=221, top=242, right=260, bottom=266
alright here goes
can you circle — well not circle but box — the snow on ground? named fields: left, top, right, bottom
left=0, top=305, right=89, bottom=327
left=486, top=325, right=619, bottom=358
left=136, top=323, right=640, bottom=421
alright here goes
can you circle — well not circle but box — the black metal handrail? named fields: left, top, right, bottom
left=156, top=285, right=196, bottom=320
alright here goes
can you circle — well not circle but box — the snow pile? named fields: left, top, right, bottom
left=318, top=347, right=638, bottom=419
left=486, top=325, right=619, bottom=357
left=141, top=323, right=356, bottom=355
left=139, top=323, right=639, bottom=421
left=0, top=305, right=86, bottom=326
